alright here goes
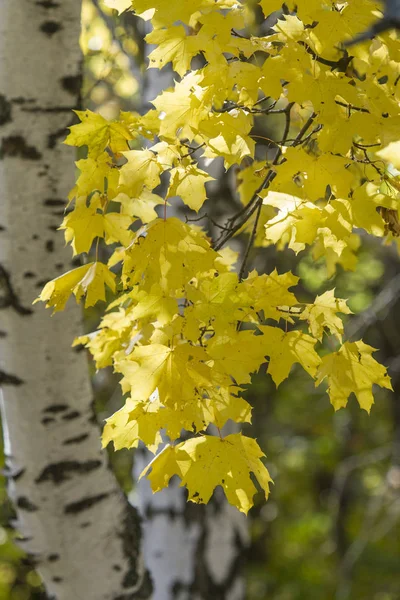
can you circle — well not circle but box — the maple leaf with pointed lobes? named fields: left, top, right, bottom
left=73, top=308, right=139, bottom=370
left=168, top=164, right=214, bottom=212
left=316, top=341, right=393, bottom=413
left=183, top=271, right=243, bottom=339
left=69, top=153, right=119, bottom=202
left=102, top=397, right=163, bottom=452
left=64, top=110, right=133, bottom=158
left=299, top=290, right=352, bottom=343
left=140, top=433, right=272, bottom=514
left=35, top=262, right=116, bottom=313
left=207, top=330, right=268, bottom=385
left=240, top=269, right=299, bottom=322
left=61, top=199, right=104, bottom=255
left=115, top=340, right=229, bottom=402
left=113, top=190, right=164, bottom=224
left=151, top=72, right=209, bottom=141
left=61, top=198, right=134, bottom=255
left=259, top=326, right=321, bottom=386
left=118, top=218, right=218, bottom=294
left=119, top=149, right=163, bottom=197
left=128, top=284, right=178, bottom=325
left=146, top=26, right=204, bottom=77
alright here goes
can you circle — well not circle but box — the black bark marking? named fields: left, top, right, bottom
left=55, top=263, right=64, bottom=270
left=64, top=492, right=111, bottom=514
left=119, top=505, right=153, bottom=595
left=13, top=468, right=26, bottom=481
left=11, top=97, right=35, bottom=105
left=189, top=511, right=247, bottom=600
left=113, top=565, right=122, bottom=572
left=52, top=577, right=63, bottom=583
left=61, top=74, right=83, bottom=96
left=16, top=496, right=39, bottom=512
left=0, top=95, right=12, bottom=126
left=63, top=433, right=89, bottom=445
left=48, top=554, right=60, bottom=562
left=0, top=225, right=5, bottom=231
left=16, top=535, right=33, bottom=544
left=36, top=0, right=60, bottom=6
left=144, top=504, right=180, bottom=520
left=80, top=522, right=91, bottom=528
left=32, top=234, right=40, bottom=240
left=0, top=135, right=42, bottom=160
left=2, top=466, right=26, bottom=481
left=36, top=279, right=50, bottom=288
left=44, top=198, right=65, bottom=207
left=73, top=343, right=86, bottom=353
left=0, top=330, right=7, bottom=337
left=23, top=271, right=36, bottom=279
left=41, top=417, right=55, bottom=425
left=62, top=410, right=81, bottom=421
left=22, top=106, right=75, bottom=113
left=35, top=460, right=102, bottom=485
left=0, top=264, right=33, bottom=315
left=40, top=21, right=62, bottom=36
left=48, top=126, right=68, bottom=149
left=45, top=240, right=54, bottom=253
left=0, top=370, right=24, bottom=385
left=43, top=404, right=69, bottom=414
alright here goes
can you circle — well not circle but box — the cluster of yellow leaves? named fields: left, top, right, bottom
left=36, top=0, right=396, bottom=512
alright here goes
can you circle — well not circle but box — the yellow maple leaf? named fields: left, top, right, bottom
left=168, top=164, right=214, bottom=212
left=73, top=262, right=116, bottom=307
left=120, top=218, right=218, bottom=293
left=61, top=198, right=134, bottom=254
left=61, top=198, right=104, bottom=255
left=316, top=341, right=393, bottom=412
left=207, top=330, right=268, bottom=385
left=141, top=433, right=272, bottom=514
left=376, top=141, right=400, bottom=169
left=299, top=290, right=352, bottom=342
left=116, top=339, right=229, bottom=402
left=104, top=0, right=132, bottom=14
left=64, top=110, right=133, bottom=158
left=70, top=153, right=119, bottom=201
left=119, top=149, right=162, bottom=197
left=113, top=190, right=164, bottom=223
left=35, top=262, right=115, bottom=312
left=259, top=326, right=321, bottom=386
left=146, top=26, right=204, bottom=76
left=240, top=269, right=299, bottom=322
left=128, top=285, right=178, bottom=325
left=102, top=398, right=163, bottom=452
left=151, top=72, right=209, bottom=140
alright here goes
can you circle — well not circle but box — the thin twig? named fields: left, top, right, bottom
left=238, top=199, right=263, bottom=280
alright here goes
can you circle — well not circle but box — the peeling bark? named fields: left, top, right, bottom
left=0, top=2, right=150, bottom=598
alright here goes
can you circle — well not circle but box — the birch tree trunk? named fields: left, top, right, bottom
left=0, top=2, right=150, bottom=599
left=132, top=452, right=248, bottom=600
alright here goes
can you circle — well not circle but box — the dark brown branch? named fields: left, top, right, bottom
left=238, top=200, right=263, bottom=280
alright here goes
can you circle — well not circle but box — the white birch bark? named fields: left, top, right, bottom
left=132, top=450, right=248, bottom=600
left=0, top=2, right=150, bottom=599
